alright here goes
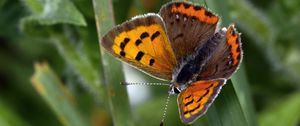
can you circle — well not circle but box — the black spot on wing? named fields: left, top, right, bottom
left=183, top=3, right=191, bottom=9
left=120, top=38, right=130, bottom=50
left=203, top=89, right=210, bottom=97
left=120, top=42, right=126, bottom=50
left=183, top=104, right=201, bottom=115
left=120, top=51, right=126, bottom=57
left=193, top=6, right=202, bottom=10
left=135, top=39, right=142, bottom=46
left=185, top=95, right=192, bottom=100
left=206, top=83, right=214, bottom=90
left=151, top=31, right=160, bottom=41
left=188, top=104, right=201, bottom=113
left=124, top=38, right=130, bottom=43
left=149, top=59, right=155, bottom=66
left=204, top=11, right=214, bottom=17
left=140, top=32, right=149, bottom=39
left=196, top=89, right=210, bottom=102
left=183, top=111, right=189, bottom=115
left=196, top=96, right=203, bottom=103
left=175, top=3, right=181, bottom=7
left=184, top=99, right=194, bottom=106
left=135, top=51, right=144, bottom=61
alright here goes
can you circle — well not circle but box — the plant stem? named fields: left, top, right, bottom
left=92, top=0, right=134, bottom=126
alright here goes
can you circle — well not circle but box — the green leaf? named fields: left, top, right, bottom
left=21, top=0, right=86, bottom=26
left=259, top=92, right=300, bottom=126
left=207, top=81, right=249, bottom=126
left=50, top=34, right=103, bottom=98
left=231, top=65, right=258, bottom=126
left=0, top=100, right=30, bottom=126
left=92, top=0, right=134, bottom=125
left=31, top=63, right=88, bottom=126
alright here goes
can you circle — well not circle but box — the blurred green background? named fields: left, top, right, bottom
left=0, top=0, right=300, bottom=126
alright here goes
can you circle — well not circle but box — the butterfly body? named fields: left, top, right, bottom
left=173, top=29, right=226, bottom=86
left=101, top=1, right=243, bottom=124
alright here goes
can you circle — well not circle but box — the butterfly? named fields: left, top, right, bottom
left=101, top=1, right=243, bottom=125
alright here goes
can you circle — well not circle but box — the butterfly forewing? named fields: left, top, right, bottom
left=159, top=1, right=219, bottom=60
left=101, top=14, right=177, bottom=80
left=198, top=25, right=243, bottom=80
left=177, top=79, right=225, bottom=124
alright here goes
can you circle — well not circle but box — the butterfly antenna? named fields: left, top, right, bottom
left=121, top=82, right=170, bottom=86
left=160, top=93, right=171, bottom=126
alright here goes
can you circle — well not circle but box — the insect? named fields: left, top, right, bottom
left=101, top=1, right=243, bottom=125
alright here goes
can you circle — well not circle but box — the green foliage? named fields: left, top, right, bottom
left=259, top=93, right=300, bottom=126
left=31, top=63, right=88, bottom=126
left=207, top=81, right=248, bottom=126
left=21, top=0, right=86, bottom=26
left=0, top=0, right=300, bottom=126
left=0, top=100, right=30, bottom=126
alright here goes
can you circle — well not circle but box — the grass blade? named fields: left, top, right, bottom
left=51, top=34, right=103, bottom=97
left=231, top=65, right=258, bottom=126
left=31, top=63, right=88, bottom=126
left=207, top=81, right=248, bottom=126
left=92, top=0, right=134, bottom=126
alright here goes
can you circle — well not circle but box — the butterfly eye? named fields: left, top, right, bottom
left=168, top=86, right=181, bottom=95
left=174, top=87, right=181, bottom=94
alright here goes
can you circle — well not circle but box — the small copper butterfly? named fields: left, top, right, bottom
left=101, top=1, right=243, bottom=125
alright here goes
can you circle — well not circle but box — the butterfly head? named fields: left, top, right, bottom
left=168, top=82, right=188, bottom=95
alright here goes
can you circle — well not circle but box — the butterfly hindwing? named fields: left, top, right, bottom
left=178, top=79, right=225, bottom=124
left=198, top=25, right=243, bottom=80
left=101, top=14, right=177, bottom=80
left=159, top=1, right=219, bottom=60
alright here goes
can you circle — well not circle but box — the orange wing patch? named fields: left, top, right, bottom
left=226, top=25, right=242, bottom=66
left=112, top=24, right=176, bottom=73
left=178, top=79, right=225, bottom=124
left=170, top=2, right=219, bottom=24
left=101, top=15, right=177, bottom=80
